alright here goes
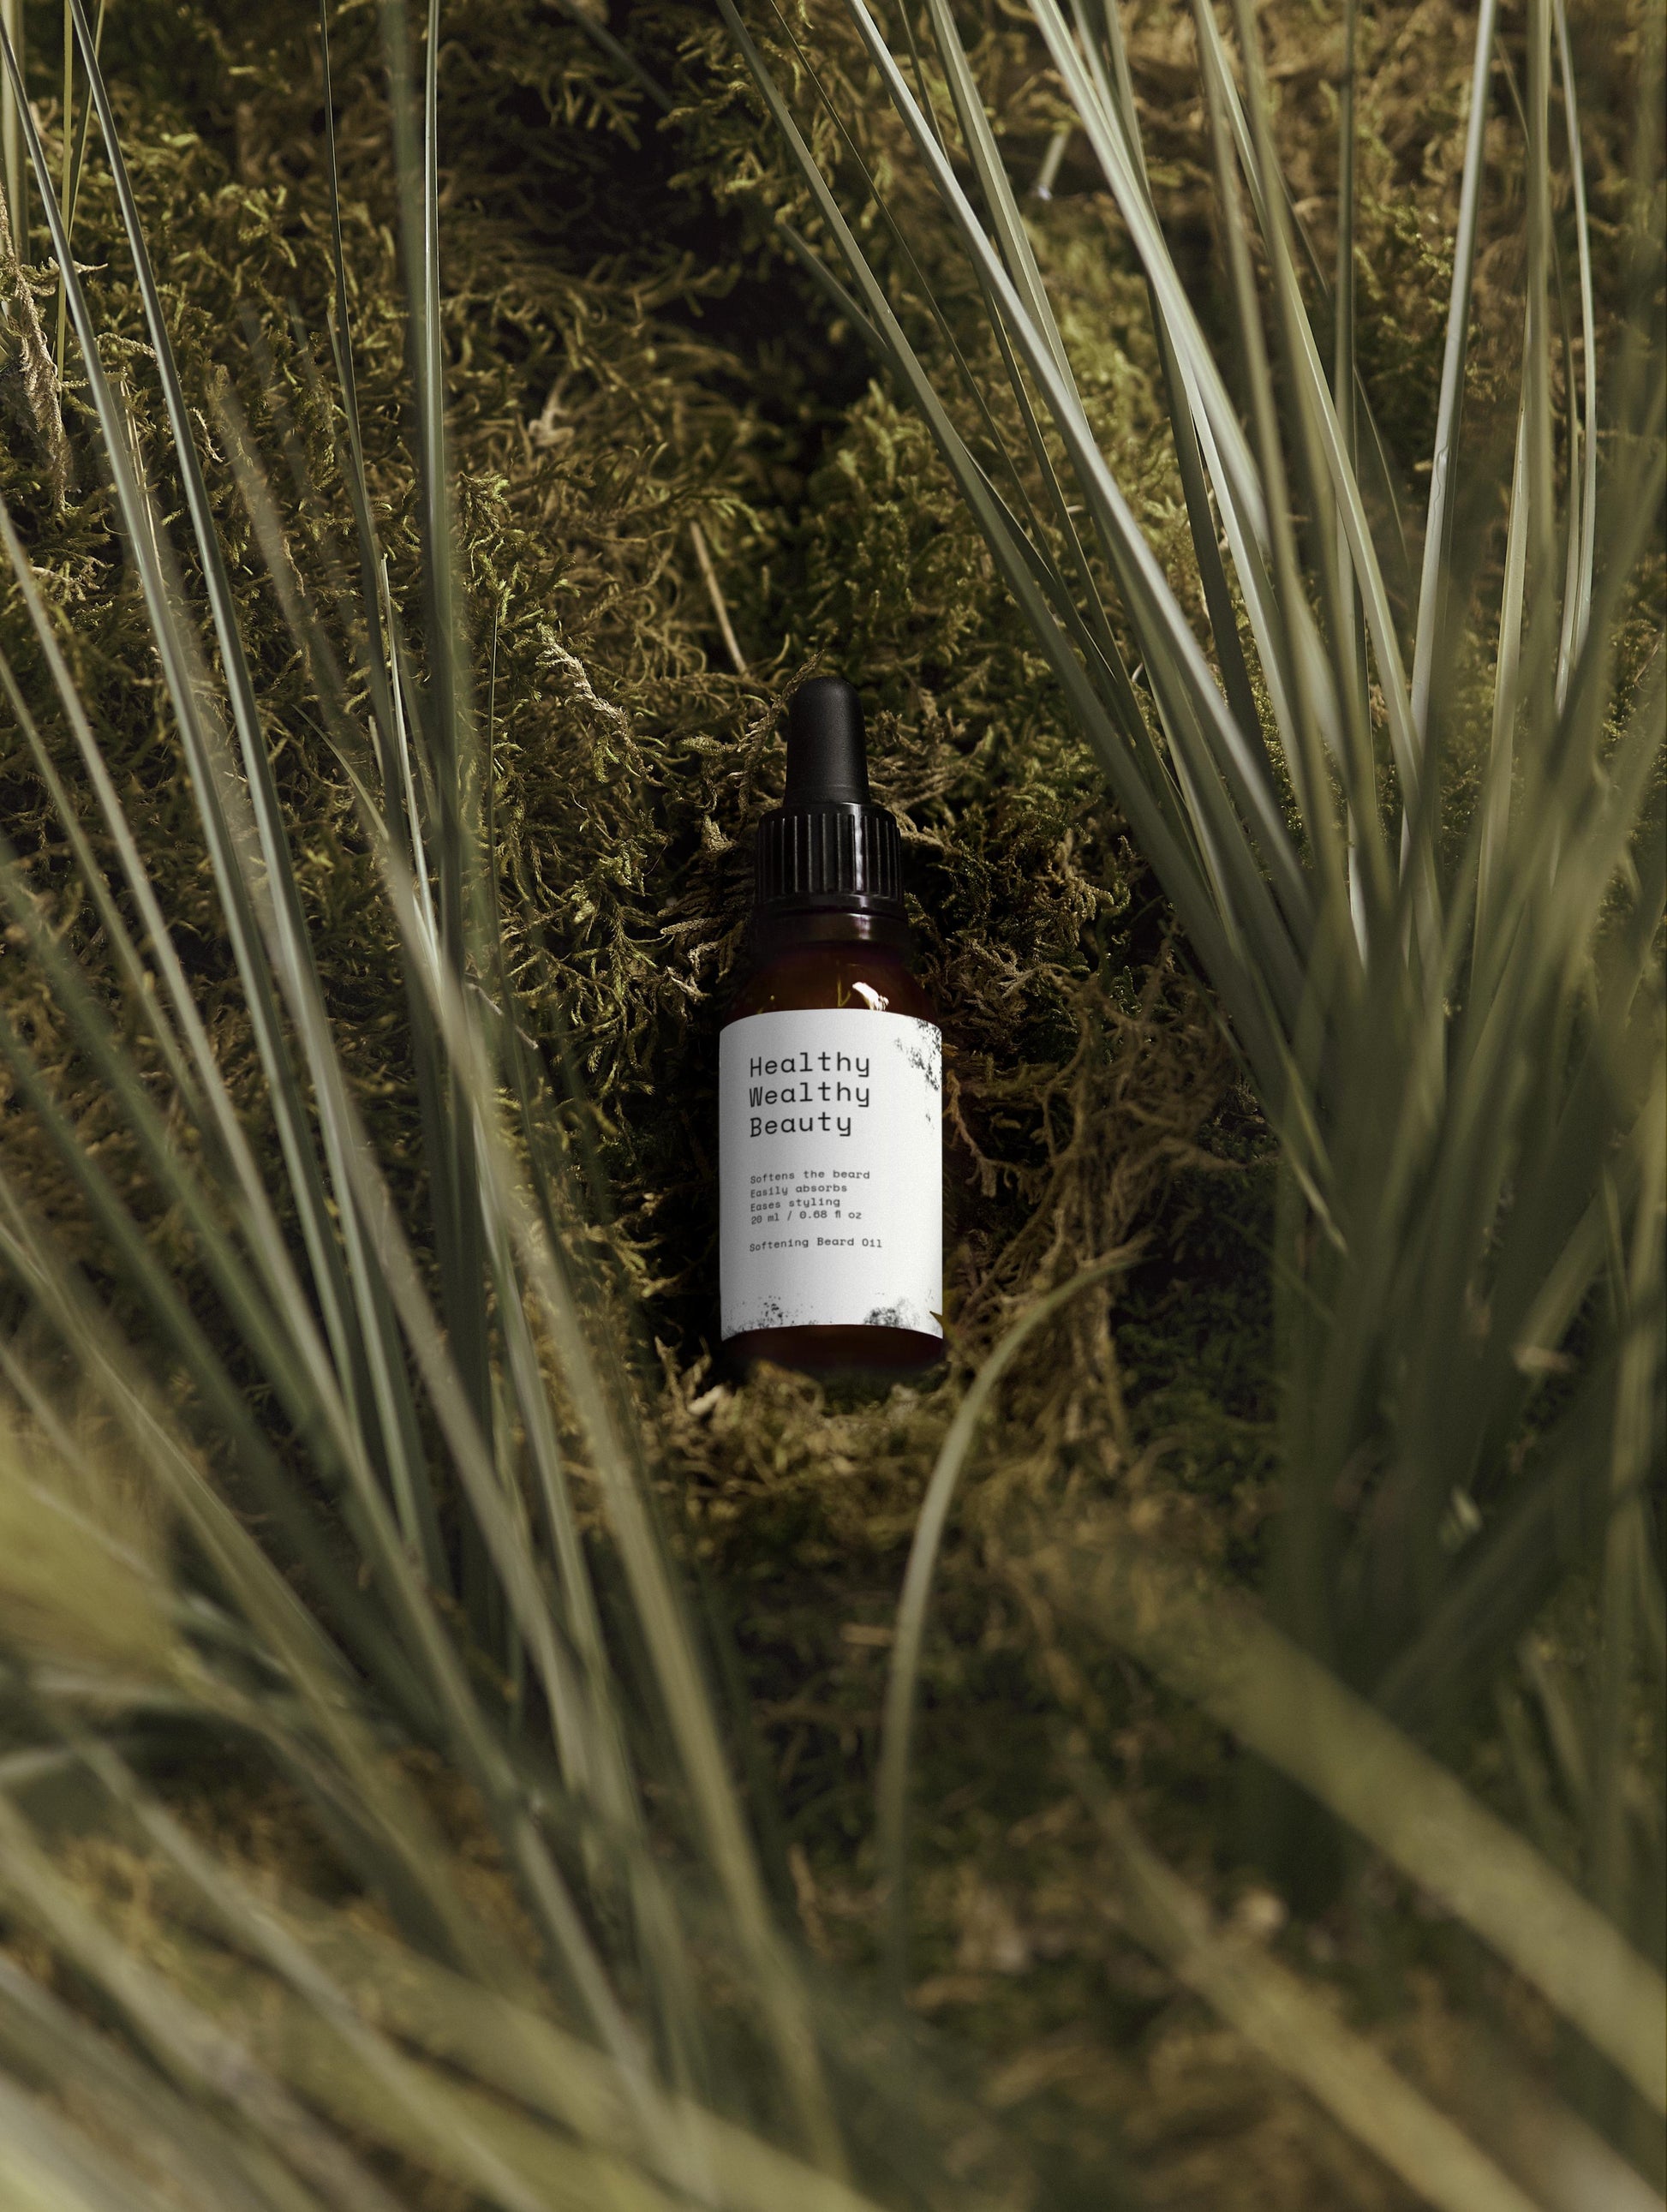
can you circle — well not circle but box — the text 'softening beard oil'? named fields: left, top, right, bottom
left=720, top=679, right=944, bottom=1376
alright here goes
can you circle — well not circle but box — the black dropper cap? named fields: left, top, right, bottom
left=785, top=676, right=870, bottom=804
left=756, top=679, right=905, bottom=918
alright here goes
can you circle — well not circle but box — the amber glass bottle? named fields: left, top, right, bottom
left=719, top=679, right=943, bottom=1376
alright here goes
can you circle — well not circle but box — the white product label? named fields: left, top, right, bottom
left=720, top=1009, right=941, bottom=1339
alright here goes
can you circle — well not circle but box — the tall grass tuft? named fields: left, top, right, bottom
left=0, top=1, right=917, bottom=2200
left=722, top=0, right=1665, bottom=2173
left=0, top=0, right=1658, bottom=2205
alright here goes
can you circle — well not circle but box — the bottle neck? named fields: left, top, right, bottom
left=746, top=902, right=914, bottom=966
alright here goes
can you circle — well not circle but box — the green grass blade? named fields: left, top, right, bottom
left=1552, top=0, right=1598, bottom=699
left=1589, top=1091, right=1666, bottom=1931
left=877, top=1250, right=1137, bottom=1991
left=917, top=0, right=1071, bottom=382
left=1219, top=0, right=1424, bottom=931
left=1476, top=394, right=1531, bottom=948
left=1521, top=0, right=1559, bottom=712
left=318, top=1, right=403, bottom=779
left=1024, top=1516, right=1667, bottom=2109
left=0, top=1957, right=322, bottom=2212
left=0, top=2074, right=271, bottom=2212
left=1407, top=0, right=1499, bottom=751
left=54, top=0, right=105, bottom=363
left=1077, top=1786, right=1546, bottom=2212
left=0, top=1797, right=405, bottom=2212
left=0, top=0, right=21, bottom=237
left=379, top=0, right=497, bottom=1623
left=1188, top=4, right=1354, bottom=918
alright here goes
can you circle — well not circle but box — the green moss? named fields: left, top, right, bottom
left=3, top=0, right=1645, bottom=2197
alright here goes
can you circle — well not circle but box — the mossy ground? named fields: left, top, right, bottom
left=0, top=1, right=1650, bottom=2203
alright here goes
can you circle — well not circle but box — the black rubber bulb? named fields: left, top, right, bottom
left=784, top=677, right=870, bottom=805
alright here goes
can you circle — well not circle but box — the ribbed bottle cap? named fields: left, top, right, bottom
left=756, top=679, right=905, bottom=914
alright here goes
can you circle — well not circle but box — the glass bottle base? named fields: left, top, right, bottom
left=724, top=1323, right=945, bottom=1378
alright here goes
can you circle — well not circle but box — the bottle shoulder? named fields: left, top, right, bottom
left=725, top=943, right=935, bottom=1024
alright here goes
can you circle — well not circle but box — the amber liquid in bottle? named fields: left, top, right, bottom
left=719, top=680, right=944, bottom=1378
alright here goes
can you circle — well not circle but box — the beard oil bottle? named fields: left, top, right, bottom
left=720, top=678, right=943, bottom=1376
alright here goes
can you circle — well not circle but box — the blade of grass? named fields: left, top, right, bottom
left=1334, top=0, right=1371, bottom=945
left=115, top=1857, right=893, bottom=2212
left=1551, top=0, right=1598, bottom=702
left=1072, top=1779, right=1545, bottom=2212
left=1189, top=2, right=1353, bottom=918
left=1590, top=1113, right=1665, bottom=1930
left=1408, top=0, right=1500, bottom=755
left=0, top=2072, right=278, bottom=2212
left=1219, top=0, right=1425, bottom=936
left=52, top=0, right=105, bottom=372
left=379, top=0, right=499, bottom=1642
left=1018, top=1513, right=1667, bottom=2109
left=0, top=1958, right=326, bottom=2212
left=0, top=0, right=21, bottom=238
left=55, top=3, right=69, bottom=354
left=876, top=1248, right=1138, bottom=1991
left=1476, top=394, right=1531, bottom=947
left=0, top=1797, right=407, bottom=2212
